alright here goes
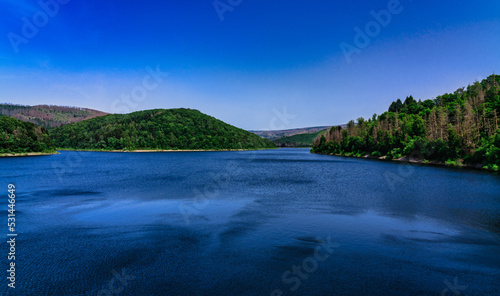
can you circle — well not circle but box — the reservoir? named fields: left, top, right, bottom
left=1, top=148, right=499, bottom=295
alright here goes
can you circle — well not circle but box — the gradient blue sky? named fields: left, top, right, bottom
left=1, top=0, right=499, bottom=130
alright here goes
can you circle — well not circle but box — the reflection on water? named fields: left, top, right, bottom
left=0, top=148, right=499, bottom=295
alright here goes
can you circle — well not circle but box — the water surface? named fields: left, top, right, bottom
left=1, top=148, right=499, bottom=295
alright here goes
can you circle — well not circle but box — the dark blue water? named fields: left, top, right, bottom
left=1, top=148, right=499, bottom=295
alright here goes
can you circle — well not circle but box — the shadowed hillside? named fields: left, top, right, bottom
left=274, top=130, right=326, bottom=147
left=0, top=115, right=55, bottom=154
left=251, top=126, right=332, bottom=140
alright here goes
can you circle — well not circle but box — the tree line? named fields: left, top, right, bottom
left=312, top=75, right=500, bottom=170
left=50, top=108, right=276, bottom=150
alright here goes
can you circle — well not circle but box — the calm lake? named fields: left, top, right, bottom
left=1, top=148, right=499, bottom=295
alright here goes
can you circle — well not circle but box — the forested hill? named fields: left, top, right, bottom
left=0, top=116, right=55, bottom=154
left=312, top=74, right=500, bottom=170
left=252, top=126, right=331, bottom=140
left=0, top=103, right=108, bottom=128
left=51, top=108, right=276, bottom=150
left=274, top=130, right=326, bottom=147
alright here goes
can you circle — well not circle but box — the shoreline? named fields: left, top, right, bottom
left=311, top=151, right=498, bottom=172
left=0, top=151, right=59, bottom=158
left=55, top=148, right=277, bottom=153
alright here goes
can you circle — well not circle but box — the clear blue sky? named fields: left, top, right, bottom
left=1, top=0, right=499, bottom=130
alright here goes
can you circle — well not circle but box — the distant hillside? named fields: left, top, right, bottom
left=0, top=103, right=108, bottom=129
left=51, top=108, right=276, bottom=151
left=251, top=126, right=332, bottom=140
left=274, top=129, right=327, bottom=147
left=0, top=116, right=55, bottom=154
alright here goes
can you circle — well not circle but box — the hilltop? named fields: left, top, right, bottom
left=51, top=108, right=276, bottom=151
left=0, top=103, right=108, bottom=129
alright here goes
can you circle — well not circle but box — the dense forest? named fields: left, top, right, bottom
left=51, top=108, right=276, bottom=150
left=0, top=115, right=55, bottom=154
left=0, top=103, right=108, bottom=128
left=312, top=75, right=500, bottom=170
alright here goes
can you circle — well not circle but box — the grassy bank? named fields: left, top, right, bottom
left=311, top=150, right=498, bottom=172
